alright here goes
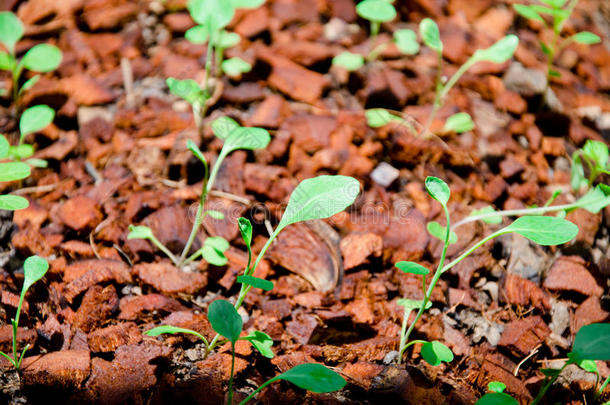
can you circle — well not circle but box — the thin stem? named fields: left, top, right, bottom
left=239, top=377, right=278, bottom=405
left=366, top=42, right=388, bottom=62
left=227, top=344, right=236, bottom=405
left=0, top=351, right=16, bottom=368
left=419, top=52, right=444, bottom=137
left=531, top=362, right=569, bottom=405
left=12, top=63, right=19, bottom=106
left=215, top=46, right=225, bottom=77
left=150, top=234, right=180, bottom=266
left=12, top=287, right=26, bottom=368
left=204, top=38, right=214, bottom=97
left=442, top=229, right=506, bottom=274
left=397, top=308, right=411, bottom=364
left=597, top=374, right=610, bottom=399
left=370, top=21, right=380, bottom=38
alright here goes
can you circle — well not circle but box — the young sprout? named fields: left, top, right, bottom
left=0, top=256, right=48, bottom=371
left=0, top=12, right=62, bottom=103
left=128, top=117, right=270, bottom=270
left=396, top=177, right=578, bottom=365
left=513, top=0, right=601, bottom=97
left=356, top=0, right=397, bottom=38
left=476, top=381, right=518, bottom=405
left=0, top=135, right=30, bottom=210
left=571, top=140, right=609, bottom=191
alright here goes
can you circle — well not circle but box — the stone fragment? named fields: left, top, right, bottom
left=134, top=260, right=207, bottom=295
left=498, top=316, right=551, bottom=357
left=504, top=62, right=547, bottom=97
left=58, top=195, right=103, bottom=231
left=370, top=162, right=400, bottom=187
left=543, top=257, right=603, bottom=297
left=340, top=232, right=383, bottom=270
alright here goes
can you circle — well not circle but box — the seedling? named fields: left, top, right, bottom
left=395, top=177, right=578, bottom=365
left=0, top=255, right=48, bottom=371
left=128, top=117, right=270, bottom=269
left=513, top=0, right=601, bottom=94
left=0, top=135, right=30, bottom=211
left=571, top=140, right=609, bottom=191
left=145, top=175, right=358, bottom=402
left=0, top=12, right=62, bottom=103
left=356, top=0, right=397, bottom=39
left=476, top=381, right=518, bottom=405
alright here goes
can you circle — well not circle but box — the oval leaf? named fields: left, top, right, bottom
left=442, top=112, right=474, bottom=133
left=569, top=323, right=610, bottom=362
left=513, top=4, right=545, bottom=23
left=476, top=392, right=518, bottom=405
left=0, top=194, right=29, bottom=211
left=0, top=135, right=9, bottom=159
left=166, top=78, right=203, bottom=104
left=207, top=299, right=242, bottom=343
left=356, top=0, right=397, bottom=23
left=20, top=105, right=55, bottom=137
left=469, top=206, right=503, bottom=225
left=127, top=225, right=154, bottom=240
left=571, top=31, right=601, bottom=45
left=488, top=381, right=507, bottom=393
left=277, top=175, right=360, bottom=233
left=425, top=176, right=450, bottom=205
left=502, top=216, right=578, bottom=245
left=206, top=210, right=224, bottom=220
left=23, top=255, right=49, bottom=292
left=421, top=341, right=454, bottom=366
left=237, top=275, right=274, bottom=291
left=216, top=31, right=241, bottom=48
left=419, top=18, right=442, bottom=53
left=365, top=108, right=400, bottom=128
left=144, top=325, right=207, bottom=342
left=395, top=261, right=430, bottom=275
left=0, top=161, right=31, bottom=182
left=186, top=139, right=207, bottom=166
left=221, top=57, right=251, bottom=77
left=397, top=298, right=431, bottom=311
left=427, top=221, right=458, bottom=244
left=275, top=363, right=346, bottom=393
left=238, top=217, right=252, bottom=246
left=188, top=0, right=235, bottom=31
left=224, top=126, right=271, bottom=153
left=0, top=12, right=24, bottom=53
left=231, top=0, right=266, bottom=9
left=575, top=185, right=610, bottom=214
left=21, top=44, right=62, bottom=72
left=582, top=140, right=608, bottom=168
left=212, top=116, right=240, bottom=140
left=472, top=35, right=518, bottom=64
left=394, top=28, right=419, bottom=55
left=243, top=330, right=274, bottom=358
left=185, top=25, right=209, bottom=44
left=332, top=51, right=364, bottom=71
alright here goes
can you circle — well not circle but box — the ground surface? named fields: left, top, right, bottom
left=0, top=0, right=609, bottom=404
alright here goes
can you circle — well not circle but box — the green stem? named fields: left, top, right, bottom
left=239, top=377, right=279, bottom=405
left=12, top=286, right=27, bottom=369
left=597, top=374, right=610, bottom=399
left=216, top=46, right=225, bottom=77
left=397, top=308, right=411, bottom=364
left=419, top=52, right=444, bottom=137
left=370, top=21, right=380, bottom=38
left=227, top=344, right=236, bottom=405
left=441, top=229, right=506, bottom=273
left=531, top=362, right=569, bottom=405
left=150, top=234, right=180, bottom=266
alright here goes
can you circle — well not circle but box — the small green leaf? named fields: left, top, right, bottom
left=582, top=140, right=609, bottom=169
left=419, top=18, right=442, bottom=54
left=20, top=75, right=40, bottom=94
left=571, top=154, right=587, bottom=191
left=0, top=52, right=13, bottom=71
left=188, top=0, right=235, bottom=31
left=541, top=368, right=561, bottom=377
left=212, top=116, right=240, bottom=140
left=427, top=221, right=458, bottom=244
left=26, top=158, right=47, bottom=168
left=540, top=41, right=552, bottom=56
left=231, top=0, right=265, bottom=9
left=216, top=31, right=241, bottom=48
left=469, top=206, right=502, bottom=224
left=570, top=31, right=601, bottom=45
left=513, top=4, right=545, bottom=23
left=19, top=105, right=55, bottom=138
left=395, top=261, right=430, bottom=275
left=273, top=363, right=346, bottom=393
left=144, top=325, right=207, bottom=342
left=502, top=216, right=578, bottom=245
left=575, top=185, right=610, bottom=214
left=425, top=176, right=450, bottom=205
left=332, top=51, right=364, bottom=71
left=365, top=108, right=401, bottom=128
left=206, top=210, right=225, bottom=220
left=442, top=112, right=474, bottom=133
left=201, top=236, right=229, bottom=266
left=356, top=0, right=397, bottom=23
left=221, top=57, right=252, bottom=77
left=578, top=359, right=598, bottom=374
left=166, top=77, right=204, bottom=105
left=127, top=225, right=154, bottom=240
left=243, top=330, right=274, bottom=358
left=471, top=35, right=518, bottom=64
left=394, top=29, right=419, bottom=55
left=21, top=44, right=62, bottom=72
left=569, top=323, right=610, bottom=363
left=238, top=217, right=252, bottom=247
left=185, top=25, right=209, bottom=44
left=207, top=299, right=242, bottom=343
left=9, top=144, right=34, bottom=160
left=476, top=392, right=518, bottom=405
left=223, top=126, right=271, bottom=154
left=0, top=195, right=29, bottom=211
left=237, top=275, right=274, bottom=291
left=539, top=0, right=567, bottom=7
left=22, top=255, right=48, bottom=292
left=276, top=175, right=360, bottom=233
left=186, top=139, right=207, bottom=166
left=488, top=381, right=506, bottom=393
left=397, top=298, right=431, bottom=311
left=0, top=161, right=31, bottom=182
left=0, top=12, right=24, bottom=54
left=421, top=341, right=454, bottom=366
left=0, top=135, right=9, bottom=159
left=549, top=69, right=561, bottom=77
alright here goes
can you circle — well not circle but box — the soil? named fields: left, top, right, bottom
left=0, top=0, right=609, bottom=404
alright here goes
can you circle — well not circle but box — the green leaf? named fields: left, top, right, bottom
left=571, top=153, right=587, bottom=191
left=332, top=51, right=364, bottom=72
left=237, top=275, right=274, bottom=291
left=242, top=330, right=274, bottom=358
left=488, top=381, right=506, bottom=393
left=206, top=210, right=225, bottom=220
left=188, top=0, right=235, bottom=31
left=207, top=299, right=242, bottom=343
left=216, top=31, right=241, bottom=49
left=22, top=255, right=48, bottom=292
left=238, top=217, right=252, bottom=247
left=365, top=108, right=401, bottom=128
left=201, top=236, right=229, bottom=266
left=582, top=140, right=609, bottom=169
left=212, top=116, right=240, bottom=140
left=570, top=31, right=601, bottom=45
left=185, top=25, right=209, bottom=44
left=502, top=216, right=578, bottom=245
left=394, top=29, right=419, bottom=55
left=19, top=105, right=55, bottom=137
left=276, top=175, right=360, bottom=233
left=471, top=35, right=518, bottom=64
left=223, top=126, right=271, bottom=154
left=419, top=18, right=442, bottom=54
left=421, top=341, right=454, bottom=366
left=166, top=77, right=204, bottom=105
left=231, top=0, right=265, bottom=9
left=0, top=12, right=24, bottom=54
left=0, top=135, right=8, bottom=159
left=144, top=325, right=208, bottom=342
left=186, top=139, right=207, bottom=166
left=513, top=4, right=545, bottom=23
left=476, top=392, right=518, bottom=405
left=356, top=0, right=397, bottom=23
left=539, top=0, right=567, bottom=7
left=21, top=44, right=62, bottom=72
left=575, top=185, right=610, bottom=214
left=541, top=368, right=561, bottom=377
left=540, top=41, right=552, bottom=56
left=20, top=75, right=40, bottom=94
left=427, top=221, right=458, bottom=244
left=273, top=363, right=346, bottom=393
left=397, top=298, right=431, bottom=311
left=0, top=161, right=31, bottom=182
left=0, top=195, right=29, bottom=211
left=127, top=225, right=154, bottom=240
left=442, top=112, right=474, bottom=133
left=25, top=158, right=47, bottom=168
left=425, top=176, right=450, bottom=205
left=578, top=359, right=598, bottom=374
left=9, top=144, right=34, bottom=160
left=549, top=68, right=561, bottom=77
left=395, top=261, right=430, bottom=275
left=569, top=323, right=610, bottom=363
left=469, top=206, right=502, bottom=224
left=0, top=52, right=13, bottom=71
left=221, top=57, right=252, bottom=77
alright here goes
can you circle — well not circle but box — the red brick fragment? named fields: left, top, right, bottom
left=543, top=257, right=603, bottom=297
left=571, top=296, right=610, bottom=334
left=134, top=260, right=207, bottom=295
left=498, top=316, right=551, bottom=357
left=0, top=325, right=37, bottom=354
left=58, top=195, right=103, bottom=231
left=88, top=323, right=142, bottom=352
left=73, top=285, right=119, bottom=333
left=22, top=350, right=90, bottom=390
left=118, top=294, right=187, bottom=320
left=340, top=232, right=383, bottom=270
left=503, top=273, right=551, bottom=312
left=63, top=260, right=132, bottom=303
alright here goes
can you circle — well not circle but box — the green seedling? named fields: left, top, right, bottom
left=0, top=12, right=62, bottom=103
left=571, top=140, right=609, bottom=191
left=513, top=0, right=601, bottom=93
left=0, top=256, right=48, bottom=371
left=356, top=0, right=397, bottom=38
left=395, top=177, right=578, bottom=365
left=128, top=117, right=270, bottom=269
left=476, top=381, right=518, bottom=405
left=0, top=135, right=30, bottom=210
